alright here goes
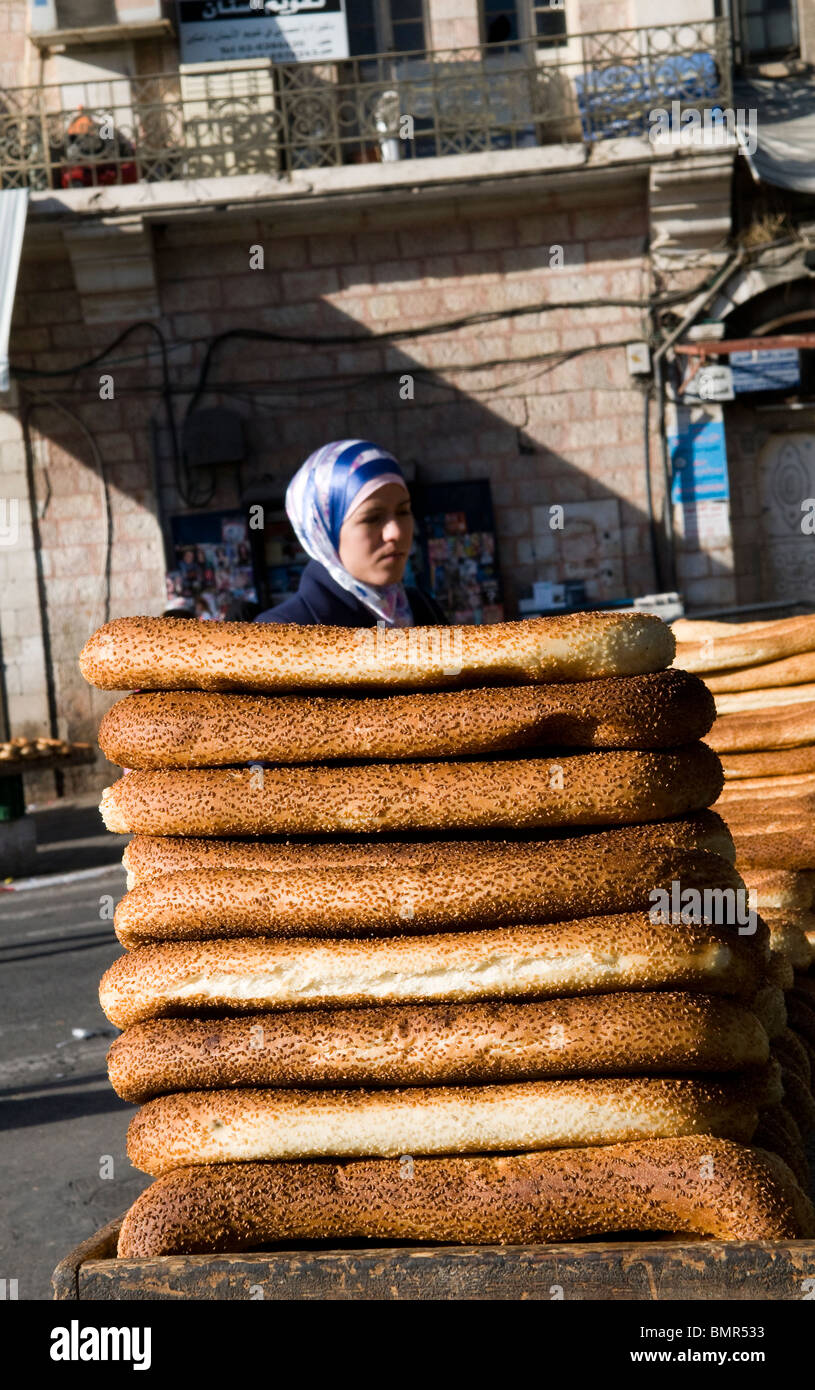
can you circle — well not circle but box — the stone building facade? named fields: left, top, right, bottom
left=1, top=0, right=814, bottom=795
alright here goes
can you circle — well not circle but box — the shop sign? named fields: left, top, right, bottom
left=177, top=0, right=349, bottom=65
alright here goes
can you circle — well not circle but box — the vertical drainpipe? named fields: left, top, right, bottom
left=21, top=399, right=64, bottom=796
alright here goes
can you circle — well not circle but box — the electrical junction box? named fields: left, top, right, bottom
left=626, top=342, right=651, bottom=376
left=183, top=408, right=247, bottom=469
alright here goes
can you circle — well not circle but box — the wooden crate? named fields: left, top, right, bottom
left=52, top=1219, right=815, bottom=1300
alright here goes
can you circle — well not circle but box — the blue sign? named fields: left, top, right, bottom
left=668, top=417, right=730, bottom=506
left=729, top=348, right=799, bottom=394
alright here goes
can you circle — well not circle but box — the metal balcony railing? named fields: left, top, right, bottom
left=0, top=20, right=731, bottom=191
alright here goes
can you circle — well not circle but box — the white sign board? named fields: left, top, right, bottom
left=177, top=0, right=349, bottom=65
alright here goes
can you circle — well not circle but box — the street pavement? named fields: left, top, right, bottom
left=0, top=800, right=150, bottom=1301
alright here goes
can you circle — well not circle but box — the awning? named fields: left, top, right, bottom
left=0, top=187, right=29, bottom=392
left=734, top=78, right=815, bottom=194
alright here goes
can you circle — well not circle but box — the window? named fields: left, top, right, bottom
left=737, top=0, right=799, bottom=61
left=345, top=0, right=427, bottom=55
left=480, top=0, right=567, bottom=49
left=531, top=0, right=567, bottom=47
left=55, top=0, right=117, bottom=23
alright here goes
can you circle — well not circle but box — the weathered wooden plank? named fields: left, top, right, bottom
left=71, top=1240, right=815, bottom=1302
left=51, top=1218, right=122, bottom=1301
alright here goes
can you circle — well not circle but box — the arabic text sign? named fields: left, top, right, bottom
left=668, top=417, right=730, bottom=506
left=729, top=347, right=800, bottom=394
left=177, top=0, right=349, bottom=64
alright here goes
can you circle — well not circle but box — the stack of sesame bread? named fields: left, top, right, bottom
left=79, top=613, right=815, bottom=1257
left=676, top=614, right=815, bottom=1179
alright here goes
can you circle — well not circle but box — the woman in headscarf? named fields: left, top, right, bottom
left=255, top=440, right=447, bottom=627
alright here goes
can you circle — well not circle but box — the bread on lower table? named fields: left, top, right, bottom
left=116, top=1137, right=815, bottom=1256
left=708, top=701, right=815, bottom=752
left=705, top=650, right=815, bottom=692
left=675, top=613, right=815, bottom=674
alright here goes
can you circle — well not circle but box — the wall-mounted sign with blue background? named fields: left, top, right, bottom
left=177, top=0, right=349, bottom=65
left=668, top=415, right=730, bottom=505
left=668, top=413, right=731, bottom=546
left=729, top=347, right=800, bottom=394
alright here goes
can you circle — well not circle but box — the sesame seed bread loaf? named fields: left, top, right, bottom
left=716, top=773, right=815, bottom=805
left=99, top=744, right=724, bottom=838
left=672, top=618, right=778, bottom=642
left=741, top=868, right=815, bottom=913
left=776, top=1067, right=815, bottom=1135
left=719, top=746, right=815, bottom=779
left=722, top=798, right=815, bottom=827
left=80, top=612, right=675, bottom=693
left=115, top=1138, right=815, bottom=1255
left=752, top=1108, right=810, bottom=1190
left=707, top=702, right=815, bottom=753
left=731, top=826, right=815, bottom=870
left=98, top=915, right=768, bottom=1031
left=715, top=684, right=815, bottom=715
left=763, top=912, right=815, bottom=972
left=106, top=992, right=770, bottom=1103
left=772, top=1029, right=812, bottom=1087
left=97, top=669, right=713, bottom=769
left=706, top=651, right=815, bottom=692
left=675, top=614, right=815, bottom=674
left=126, top=1074, right=773, bottom=1175
left=121, top=811, right=735, bottom=889
left=113, top=845, right=743, bottom=948
left=749, top=986, right=787, bottom=1039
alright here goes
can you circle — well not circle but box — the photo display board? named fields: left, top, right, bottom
left=168, top=511, right=258, bottom=618
left=412, top=479, right=505, bottom=624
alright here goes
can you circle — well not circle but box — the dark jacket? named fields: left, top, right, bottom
left=256, top=559, right=447, bottom=626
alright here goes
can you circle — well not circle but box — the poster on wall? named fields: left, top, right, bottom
left=167, top=511, right=258, bottom=619
left=177, top=0, right=350, bottom=65
left=412, top=480, right=505, bottom=625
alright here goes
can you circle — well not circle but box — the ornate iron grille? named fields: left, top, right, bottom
left=0, top=20, right=731, bottom=190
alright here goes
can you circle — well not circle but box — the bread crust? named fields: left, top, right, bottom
left=98, top=915, right=768, bottom=1030
left=706, top=651, right=815, bottom=692
left=721, top=746, right=815, bottom=780
left=113, top=846, right=743, bottom=948
left=115, top=1137, right=815, bottom=1255
left=106, top=992, right=770, bottom=1103
left=734, top=828, right=815, bottom=870
left=715, top=683, right=815, bottom=715
left=740, top=868, right=815, bottom=912
left=753, top=1107, right=809, bottom=1189
left=79, top=612, right=675, bottom=693
left=708, top=701, right=815, bottom=753
left=97, top=670, right=713, bottom=768
left=100, top=745, right=724, bottom=837
left=126, top=1075, right=770, bottom=1175
left=763, top=911, right=815, bottom=971
left=675, top=614, right=815, bottom=674
left=121, top=812, right=735, bottom=887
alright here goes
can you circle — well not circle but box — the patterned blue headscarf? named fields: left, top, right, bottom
left=286, top=439, right=414, bottom=627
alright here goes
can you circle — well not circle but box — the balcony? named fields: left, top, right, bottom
left=0, top=20, right=731, bottom=192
